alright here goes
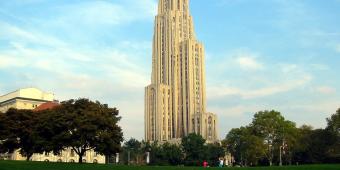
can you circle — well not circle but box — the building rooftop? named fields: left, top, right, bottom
left=33, top=101, right=60, bottom=111
left=0, top=87, right=54, bottom=103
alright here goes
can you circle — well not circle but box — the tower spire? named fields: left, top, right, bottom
left=158, top=0, right=190, bottom=14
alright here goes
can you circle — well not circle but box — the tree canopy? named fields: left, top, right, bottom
left=223, top=109, right=340, bottom=166
left=0, top=98, right=123, bottom=163
left=50, top=99, right=123, bottom=163
left=182, top=133, right=206, bottom=166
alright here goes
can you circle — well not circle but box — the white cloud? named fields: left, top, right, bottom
left=210, top=104, right=265, bottom=117
left=236, top=54, right=264, bottom=71
left=315, top=86, right=336, bottom=95
left=2, top=21, right=65, bottom=43
left=245, top=75, right=312, bottom=99
left=208, top=74, right=312, bottom=99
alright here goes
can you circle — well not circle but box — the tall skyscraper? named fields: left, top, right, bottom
left=145, top=0, right=218, bottom=142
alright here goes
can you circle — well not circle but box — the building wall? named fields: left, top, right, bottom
left=145, top=0, right=218, bottom=143
left=0, top=88, right=54, bottom=113
left=31, top=149, right=105, bottom=164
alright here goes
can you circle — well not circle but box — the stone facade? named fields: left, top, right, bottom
left=145, top=0, right=218, bottom=143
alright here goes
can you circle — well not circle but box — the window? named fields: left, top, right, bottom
left=45, top=152, right=49, bottom=157
left=70, top=150, right=75, bottom=157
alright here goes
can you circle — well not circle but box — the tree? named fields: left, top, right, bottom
left=292, top=125, right=314, bottom=164
left=224, top=127, right=265, bottom=166
left=33, top=108, right=68, bottom=156
left=325, top=109, right=340, bottom=162
left=49, top=99, right=123, bottom=163
left=224, top=127, right=245, bottom=165
left=123, top=138, right=142, bottom=164
left=162, top=142, right=183, bottom=165
left=250, top=110, right=297, bottom=166
left=205, top=143, right=225, bottom=166
left=0, top=113, right=9, bottom=153
left=139, top=141, right=167, bottom=165
left=326, top=108, right=340, bottom=135
left=306, top=129, right=337, bottom=163
left=1, top=109, right=44, bottom=161
left=182, top=133, right=206, bottom=166
left=139, top=141, right=183, bottom=166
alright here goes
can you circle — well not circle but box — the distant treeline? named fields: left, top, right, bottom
left=118, top=109, right=339, bottom=167
left=223, top=109, right=340, bottom=166
left=119, top=134, right=224, bottom=166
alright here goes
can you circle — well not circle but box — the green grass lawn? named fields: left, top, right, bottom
left=0, top=161, right=339, bottom=170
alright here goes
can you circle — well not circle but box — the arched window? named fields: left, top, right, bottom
left=93, top=159, right=98, bottom=164
left=57, top=159, right=62, bottom=163
left=69, top=159, right=75, bottom=163
left=44, top=159, right=49, bottom=162
left=208, top=116, right=213, bottom=138
left=82, top=159, right=87, bottom=163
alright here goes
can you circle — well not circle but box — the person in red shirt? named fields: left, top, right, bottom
left=203, top=160, right=208, bottom=168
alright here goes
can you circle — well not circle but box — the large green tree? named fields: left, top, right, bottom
left=49, top=99, right=123, bottom=163
left=162, top=142, right=183, bottom=165
left=305, top=129, right=337, bottom=163
left=224, top=127, right=265, bottom=166
left=148, top=141, right=165, bottom=165
left=1, top=109, right=45, bottom=161
left=292, top=125, right=314, bottom=164
left=205, top=143, right=225, bottom=166
left=34, top=108, right=68, bottom=156
left=250, top=110, right=297, bottom=166
left=182, top=133, right=206, bottom=166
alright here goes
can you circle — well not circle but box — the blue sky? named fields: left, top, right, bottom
left=0, top=0, right=339, bottom=140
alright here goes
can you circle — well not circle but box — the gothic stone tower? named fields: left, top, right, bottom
left=145, top=0, right=218, bottom=143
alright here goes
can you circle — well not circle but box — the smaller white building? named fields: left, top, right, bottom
left=0, top=87, right=54, bottom=113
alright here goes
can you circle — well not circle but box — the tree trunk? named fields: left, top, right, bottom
left=78, top=155, right=83, bottom=163
left=26, top=153, right=33, bottom=161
